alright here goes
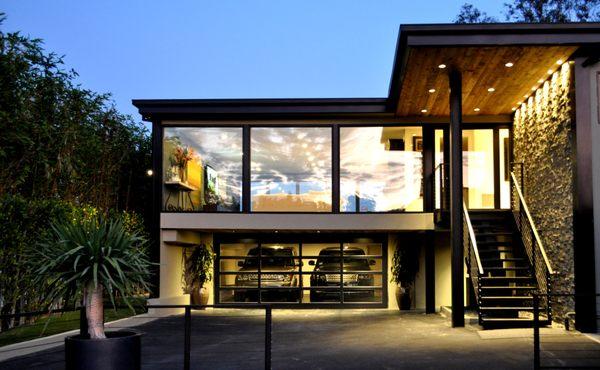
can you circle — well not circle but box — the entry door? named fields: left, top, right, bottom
left=215, top=235, right=386, bottom=307
left=434, top=128, right=510, bottom=210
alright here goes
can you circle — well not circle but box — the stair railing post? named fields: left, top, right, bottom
left=533, top=294, right=540, bottom=370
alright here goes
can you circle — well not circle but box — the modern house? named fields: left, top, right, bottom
left=133, top=23, right=600, bottom=331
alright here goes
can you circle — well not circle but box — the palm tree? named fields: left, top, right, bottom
left=30, top=215, right=151, bottom=338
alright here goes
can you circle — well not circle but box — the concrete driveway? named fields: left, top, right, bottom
left=1, top=309, right=599, bottom=369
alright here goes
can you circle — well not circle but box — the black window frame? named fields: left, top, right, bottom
left=159, top=122, right=437, bottom=214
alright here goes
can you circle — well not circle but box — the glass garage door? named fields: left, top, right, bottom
left=216, top=235, right=386, bottom=307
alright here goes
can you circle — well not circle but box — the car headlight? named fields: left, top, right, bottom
left=357, top=274, right=372, bottom=281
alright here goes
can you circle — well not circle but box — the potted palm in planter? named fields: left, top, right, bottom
left=30, top=215, right=151, bottom=370
left=182, top=243, right=214, bottom=306
left=391, top=245, right=420, bottom=310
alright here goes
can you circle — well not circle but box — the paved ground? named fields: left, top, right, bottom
left=1, top=309, right=599, bottom=370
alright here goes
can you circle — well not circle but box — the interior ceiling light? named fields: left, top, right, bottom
left=474, top=108, right=481, bottom=112
left=421, top=109, right=428, bottom=113
left=538, top=79, right=544, bottom=83
left=438, top=64, right=446, bottom=69
left=547, top=69, right=553, bottom=75
left=428, top=88, right=436, bottom=93
left=517, top=101, right=522, bottom=105
left=531, top=86, right=537, bottom=91
left=505, top=62, right=514, bottom=67
left=487, top=87, right=495, bottom=92
left=556, top=59, right=563, bottom=65
left=512, top=107, right=517, bottom=111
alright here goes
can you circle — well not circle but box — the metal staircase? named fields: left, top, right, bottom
left=435, top=163, right=554, bottom=328
left=466, top=209, right=551, bottom=328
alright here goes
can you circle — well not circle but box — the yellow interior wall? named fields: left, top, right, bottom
left=435, top=232, right=452, bottom=309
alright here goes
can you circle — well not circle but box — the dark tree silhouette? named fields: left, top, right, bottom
left=455, top=0, right=600, bottom=23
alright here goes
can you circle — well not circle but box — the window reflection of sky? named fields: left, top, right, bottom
left=251, top=127, right=332, bottom=194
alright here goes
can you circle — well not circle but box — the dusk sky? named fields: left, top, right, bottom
left=3, top=1, right=503, bottom=121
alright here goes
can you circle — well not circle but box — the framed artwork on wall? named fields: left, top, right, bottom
left=412, top=136, right=423, bottom=151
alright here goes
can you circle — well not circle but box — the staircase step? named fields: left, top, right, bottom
left=476, top=232, right=514, bottom=238
left=480, top=307, right=534, bottom=311
left=480, top=276, right=533, bottom=281
left=480, top=257, right=525, bottom=263
left=478, top=248, right=514, bottom=254
left=480, top=296, right=533, bottom=300
left=485, top=266, right=529, bottom=271
left=480, top=286, right=537, bottom=290
left=477, top=240, right=514, bottom=246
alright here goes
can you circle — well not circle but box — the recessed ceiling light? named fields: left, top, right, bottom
left=538, top=79, right=544, bottom=83
left=487, top=87, right=495, bottom=92
left=556, top=59, right=563, bottom=65
left=512, top=107, right=517, bottom=111
left=421, top=109, right=428, bottom=113
left=438, top=64, right=446, bottom=69
left=301, top=143, right=308, bottom=148
left=474, top=108, right=480, bottom=112
left=531, top=86, right=537, bottom=91
left=523, top=95, right=528, bottom=98
left=517, top=101, right=522, bottom=105
left=505, top=62, right=514, bottom=67
left=428, top=88, right=436, bottom=93
left=547, top=69, right=553, bottom=75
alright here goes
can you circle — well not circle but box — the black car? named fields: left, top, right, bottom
left=309, top=247, right=375, bottom=302
left=234, top=246, right=301, bottom=302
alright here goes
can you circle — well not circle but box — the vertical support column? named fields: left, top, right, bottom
left=150, top=120, right=162, bottom=298
left=449, top=69, right=465, bottom=327
left=573, top=57, right=597, bottom=332
left=425, top=231, right=436, bottom=314
left=332, top=125, right=340, bottom=213
left=242, top=125, right=251, bottom=213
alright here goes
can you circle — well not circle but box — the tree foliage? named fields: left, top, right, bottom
left=0, top=12, right=152, bottom=331
left=0, top=13, right=151, bottom=214
left=455, top=4, right=498, bottom=23
left=455, top=0, right=600, bottom=23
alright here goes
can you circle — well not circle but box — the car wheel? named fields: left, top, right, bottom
left=233, top=291, right=245, bottom=302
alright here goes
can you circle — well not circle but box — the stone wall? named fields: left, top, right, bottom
left=513, top=62, right=575, bottom=322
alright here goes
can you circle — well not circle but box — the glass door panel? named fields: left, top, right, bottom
left=462, top=129, right=495, bottom=209
left=499, top=129, right=511, bottom=209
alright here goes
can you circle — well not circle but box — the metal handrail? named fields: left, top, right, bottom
left=463, top=202, right=484, bottom=274
left=510, top=171, right=554, bottom=274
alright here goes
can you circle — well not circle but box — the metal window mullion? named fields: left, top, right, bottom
left=340, top=242, right=344, bottom=304
left=298, top=242, right=303, bottom=303
left=258, top=242, right=262, bottom=303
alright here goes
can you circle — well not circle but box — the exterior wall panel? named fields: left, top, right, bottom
left=513, top=62, right=575, bottom=322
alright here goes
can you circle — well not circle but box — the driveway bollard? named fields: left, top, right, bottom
left=184, top=306, right=191, bottom=370
left=265, top=305, right=272, bottom=370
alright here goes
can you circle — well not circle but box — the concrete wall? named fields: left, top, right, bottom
left=513, top=62, right=575, bottom=321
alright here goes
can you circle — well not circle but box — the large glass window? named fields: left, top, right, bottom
left=162, top=127, right=242, bottom=212
left=340, top=126, right=423, bottom=212
left=251, top=127, right=332, bottom=212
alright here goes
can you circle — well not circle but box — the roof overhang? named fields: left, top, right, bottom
left=132, top=98, right=389, bottom=122
left=388, top=22, right=600, bottom=117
